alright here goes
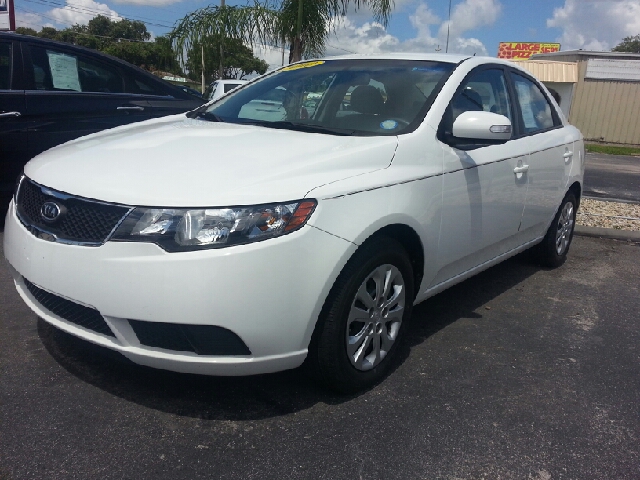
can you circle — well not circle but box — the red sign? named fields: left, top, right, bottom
left=498, top=42, right=561, bottom=61
left=0, top=0, right=16, bottom=31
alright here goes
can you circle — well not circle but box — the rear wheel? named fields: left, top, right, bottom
left=535, top=192, right=577, bottom=268
left=308, top=237, right=414, bottom=393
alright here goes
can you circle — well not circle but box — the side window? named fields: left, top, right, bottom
left=224, top=83, right=242, bottom=93
left=28, top=46, right=124, bottom=93
left=124, top=72, right=171, bottom=96
left=0, top=42, right=10, bottom=90
left=451, top=68, right=512, bottom=124
left=511, top=73, right=557, bottom=134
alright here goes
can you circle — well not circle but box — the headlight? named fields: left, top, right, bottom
left=111, top=200, right=316, bottom=252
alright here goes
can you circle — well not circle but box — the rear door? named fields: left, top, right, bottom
left=23, top=42, right=149, bottom=160
left=0, top=38, right=29, bottom=203
left=508, top=70, right=569, bottom=238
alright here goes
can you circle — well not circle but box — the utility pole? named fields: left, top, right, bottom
left=219, top=0, right=225, bottom=80
left=201, top=44, right=205, bottom=94
left=445, top=0, right=452, bottom=53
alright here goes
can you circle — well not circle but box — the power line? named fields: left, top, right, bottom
left=23, top=0, right=174, bottom=26
left=325, top=43, right=356, bottom=54
left=22, top=0, right=175, bottom=29
left=16, top=9, right=155, bottom=43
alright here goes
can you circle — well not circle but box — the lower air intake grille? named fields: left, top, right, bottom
left=128, top=320, right=251, bottom=356
left=23, top=278, right=115, bottom=337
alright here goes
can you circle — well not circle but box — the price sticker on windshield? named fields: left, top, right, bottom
left=281, top=61, right=325, bottom=72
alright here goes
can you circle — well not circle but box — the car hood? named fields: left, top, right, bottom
left=25, top=115, right=398, bottom=207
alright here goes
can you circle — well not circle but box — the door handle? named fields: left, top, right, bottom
left=563, top=151, right=573, bottom=163
left=117, top=106, right=144, bottom=111
left=513, top=165, right=529, bottom=174
left=0, top=111, right=21, bottom=118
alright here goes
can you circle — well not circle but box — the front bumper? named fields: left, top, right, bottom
left=4, top=201, right=356, bottom=375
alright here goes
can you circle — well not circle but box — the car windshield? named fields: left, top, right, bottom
left=202, top=59, right=455, bottom=136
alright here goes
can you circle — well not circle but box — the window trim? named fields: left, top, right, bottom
left=0, top=40, right=13, bottom=90
left=23, top=42, right=126, bottom=94
left=437, top=63, right=517, bottom=150
left=505, top=67, right=564, bottom=139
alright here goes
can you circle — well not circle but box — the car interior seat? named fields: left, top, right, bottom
left=333, top=85, right=386, bottom=131
left=350, top=85, right=385, bottom=115
left=452, top=87, right=484, bottom=119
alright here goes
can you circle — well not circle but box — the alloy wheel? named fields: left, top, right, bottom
left=346, top=264, right=406, bottom=371
left=555, top=201, right=575, bottom=255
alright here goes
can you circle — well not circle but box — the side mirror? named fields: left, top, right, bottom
left=452, top=111, right=512, bottom=141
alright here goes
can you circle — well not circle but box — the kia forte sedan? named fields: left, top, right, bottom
left=3, top=54, right=584, bottom=392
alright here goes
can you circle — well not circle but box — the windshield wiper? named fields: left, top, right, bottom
left=187, top=110, right=224, bottom=122
left=241, top=120, right=354, bottom=136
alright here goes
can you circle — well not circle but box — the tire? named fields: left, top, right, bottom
left=534, top=191, right=577, bottom=268
left=307, top=237, right=414, bottom=393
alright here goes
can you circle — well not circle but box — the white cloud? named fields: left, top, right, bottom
left=16, top=0, right=122, bottom=31
left=410, top=3, right=441, bottom=39
left=16, top=11, right=52, bottom=31
left=112, top=0, right=184, bottom=5
left=322, top=1, right=499, bottom=58
left=253, top=44, right=289, bottom=72
left=439, top=0, right=501, bottom=40
left=48, top=0, right=121, bottom=26
left=547, top=0, right=640, bottom=51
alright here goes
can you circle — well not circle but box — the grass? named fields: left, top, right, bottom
left=585, top=144, right=640, bottom=156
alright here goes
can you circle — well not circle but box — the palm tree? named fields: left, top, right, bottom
left=170, top=0, right=394, bottom=72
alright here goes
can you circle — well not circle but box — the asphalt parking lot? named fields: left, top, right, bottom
left=1, top=233, right=639, bottom=480
left=584, top=152, right=640, bottom=203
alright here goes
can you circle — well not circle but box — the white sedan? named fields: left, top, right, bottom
left=3, top=54, right=583, bottom=392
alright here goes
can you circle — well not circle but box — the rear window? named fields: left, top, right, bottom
left=0, top=42, right=10, bottom=90
left=29, top=46, right=124, bottom=93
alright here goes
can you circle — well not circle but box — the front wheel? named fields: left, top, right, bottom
left=308, top=237, right=414, bottom=393
left=534, top=192, right=577, bottom=268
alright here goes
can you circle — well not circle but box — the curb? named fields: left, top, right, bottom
left=575, top=225, right=640, bottom=242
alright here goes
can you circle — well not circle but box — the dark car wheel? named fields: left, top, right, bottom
left=308, top=237, right=414, bottom=393
left=535, top=191, right=577, bottom=268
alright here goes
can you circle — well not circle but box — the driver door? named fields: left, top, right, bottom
left=431, top=66, right=529, bottom=287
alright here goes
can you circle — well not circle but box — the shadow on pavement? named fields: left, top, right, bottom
left=38, top=251, right=542, bottom=421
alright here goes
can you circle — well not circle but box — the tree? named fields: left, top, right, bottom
left=15, top=27, right=39, bottom=37
left=613, top=34, right=640, bottom=54
left=171, top=0, right=394, bottom=67
left=13, top=18, right=184, bottom=75
left=185, top=37, right=269, bottom=82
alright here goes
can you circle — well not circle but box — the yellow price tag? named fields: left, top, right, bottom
left=281, top=61, right=325, bottom=72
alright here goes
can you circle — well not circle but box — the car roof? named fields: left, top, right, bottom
left=317, top=52, right=472, bottom=64
left=300, top=53, right=529, bottom=71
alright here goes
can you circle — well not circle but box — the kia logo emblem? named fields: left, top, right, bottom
left=40, top=202, right=61, bottom=222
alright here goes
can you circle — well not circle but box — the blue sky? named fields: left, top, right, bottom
left=15, top=0, right=640, bottom=68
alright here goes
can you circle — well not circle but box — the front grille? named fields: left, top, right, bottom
left=129, top=320, right=251, bottom=356
left=23, top=278, right=115, bottom=337
left=16, top=178, right=130, bottom=244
